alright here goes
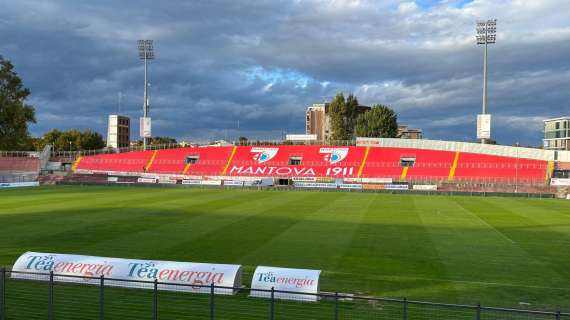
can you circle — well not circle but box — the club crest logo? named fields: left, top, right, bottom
left=319, top=148, right=349, bottom=164
left=251, top=147, right=279, bottom=163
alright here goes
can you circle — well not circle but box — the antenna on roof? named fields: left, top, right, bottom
left=118, top=92, right=122, bottom=114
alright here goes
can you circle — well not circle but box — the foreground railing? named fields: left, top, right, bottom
left=0, top=268, right=567, bottom=320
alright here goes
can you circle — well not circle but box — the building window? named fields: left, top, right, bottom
left=288, top=156, right=302, bottom=165
left=400, top=157, right=416, bottom=167
left=185, top=156, right=199, bottom=164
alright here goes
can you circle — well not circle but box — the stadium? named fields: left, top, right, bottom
left=2, top=135, right=570, bottom=319
left=2, top=1, right=570, bottom=319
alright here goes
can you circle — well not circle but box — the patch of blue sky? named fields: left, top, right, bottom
left=413, top=0, right=474, bottom=9
left=244, top=66, right=311, bottom=88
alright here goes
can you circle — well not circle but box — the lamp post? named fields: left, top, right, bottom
left=138, top=40, right=154, bottom=150
left=476, top=19, right=496, bottom=144
left=515, top=142, right=519, bottom=193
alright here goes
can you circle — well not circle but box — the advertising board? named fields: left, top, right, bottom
left=384, top=184, right=409, bottom=190
left=412, top=185, right=438, bottom=191
left=0, top=181, right=40, bottom=188
left=139, top=117, right=152, bottom=138
left=223, top=180, right=244, bottom=187
left=201, top=180, right=222, bottom=186
left=338, top=184, right=363, bottom=190
left=551, top=178, right=570, bottom=186
left=294, top=182, right=337, bottom=189
left=344, top=177, right=392, bottom=184
left=250, top=266, right=321, bottom=301
left=477, top=114, right=491, bottom=139
left=12, top=252, right=242, bottom=295
left=182, top=179, right=202, bottom=185
left=137, top=178, right=157, bottom=184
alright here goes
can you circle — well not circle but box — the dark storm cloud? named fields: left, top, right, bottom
left=0, top=0, right=569, bottom=145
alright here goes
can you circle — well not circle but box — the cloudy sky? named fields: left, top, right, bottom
left=1, top=0, right=569, bottom=145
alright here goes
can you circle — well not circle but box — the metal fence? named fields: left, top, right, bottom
left=1, top=268, right=567, bottom=320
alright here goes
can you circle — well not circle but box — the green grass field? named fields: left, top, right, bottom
left=1, top=185, right=570, bottom=314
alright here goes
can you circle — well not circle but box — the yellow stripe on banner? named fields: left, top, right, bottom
left=221, top=146, right=238, bottom=175
left=182, top=163, right=192, bottom=175
left=357, top=147, right=370, bottom=178
left=71, top=156, right=83, bottom=172
left=448, top=151, right=461, bottom=181
left=545, top=160, right=554, bottom=183
left=400, top=166, right=409, bottom=181
left=145, top=150, right=159, bottom=172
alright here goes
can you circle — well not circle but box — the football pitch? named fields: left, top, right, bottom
left=1, top=185, right=570, bottom=312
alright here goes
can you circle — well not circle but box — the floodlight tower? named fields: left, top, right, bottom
left=138, top=40, right=154, bottom=150
left=476, top=19, right=496, bottom=144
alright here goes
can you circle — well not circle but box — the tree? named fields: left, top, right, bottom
left=56, top=129, right=82, bottom=151
left=38, top=128, right=105, bottom=151
left=329, top=93, right=347, bottom=141
left=150, top=136, right=177, bottom=146
left=328, top=93, right=360, bottom=141
left=79, top=129, right=105, bottom=150
left=238, top=136, right=248, bottom=145
left=345, top=94, right=359, bottom=138
left=0, top=55, right=36, bottom=150
left=355, top=104, right=398, bottom=138
left=41, top=129, right=62, bottom=149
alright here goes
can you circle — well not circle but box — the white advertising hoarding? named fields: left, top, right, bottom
left=412, top=184, right=438, bottom=191
left=140, top=117, right=152, bottom=138
left=291, top=177, right=317, bottom=182
left=0, top=181, right=40, bottom=188
left=223, top=180, right=244, bottom=187
left=344, top=177, right=392, bottom=184
left=294, top=182, right=337, bottom=189
left=477, top=114, right=491, bottom=139
left=182, top=179, right=202, bottom=185
left=250, top=266, right=321, bottom=301
left=201, top=180, right=222, bottom=186
left=384, top=184, right=409, bottom=190
left=338, top=184, right=363, bottom=190
left=12, top=252, right=242, bottom=295
left=137, top=177, right=157, bottom=184
left=551, top=178, right=570, bottom=186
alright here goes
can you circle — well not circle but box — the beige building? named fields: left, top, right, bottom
left=398, top=125, right=423, bottom=139
left=305, top=103, right=370, bottom=141
left=107, top=115, right=131, bottom=149
left=543, top=117, right=570, bottom=150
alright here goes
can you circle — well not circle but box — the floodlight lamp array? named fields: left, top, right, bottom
left=137, top=40, right=154, bottom=60
left=475, top=20, right=497, bottom=45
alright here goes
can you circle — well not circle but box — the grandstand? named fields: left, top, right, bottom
left=0, top=152, right=41, bottom=184
left=69, top=138, right=570, bottom=194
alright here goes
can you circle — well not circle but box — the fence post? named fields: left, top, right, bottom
left=0, top=267, right=5, bottom=320
left=403, top=298, right=408, bottom=320
left=210, top=283, right=215, bottom=320
left=476, top=302, right=481, bottom=320
left=48, top=271, right=54, bottom=320
left=99, top=275, right=104, bottom=320
left=334, top=292, right=339, bottom=320
left=153, top=279, right=158, bottom=320
left=270, top=287, right=275, bottom=320
left=556, top=309, right=561, bottom=320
